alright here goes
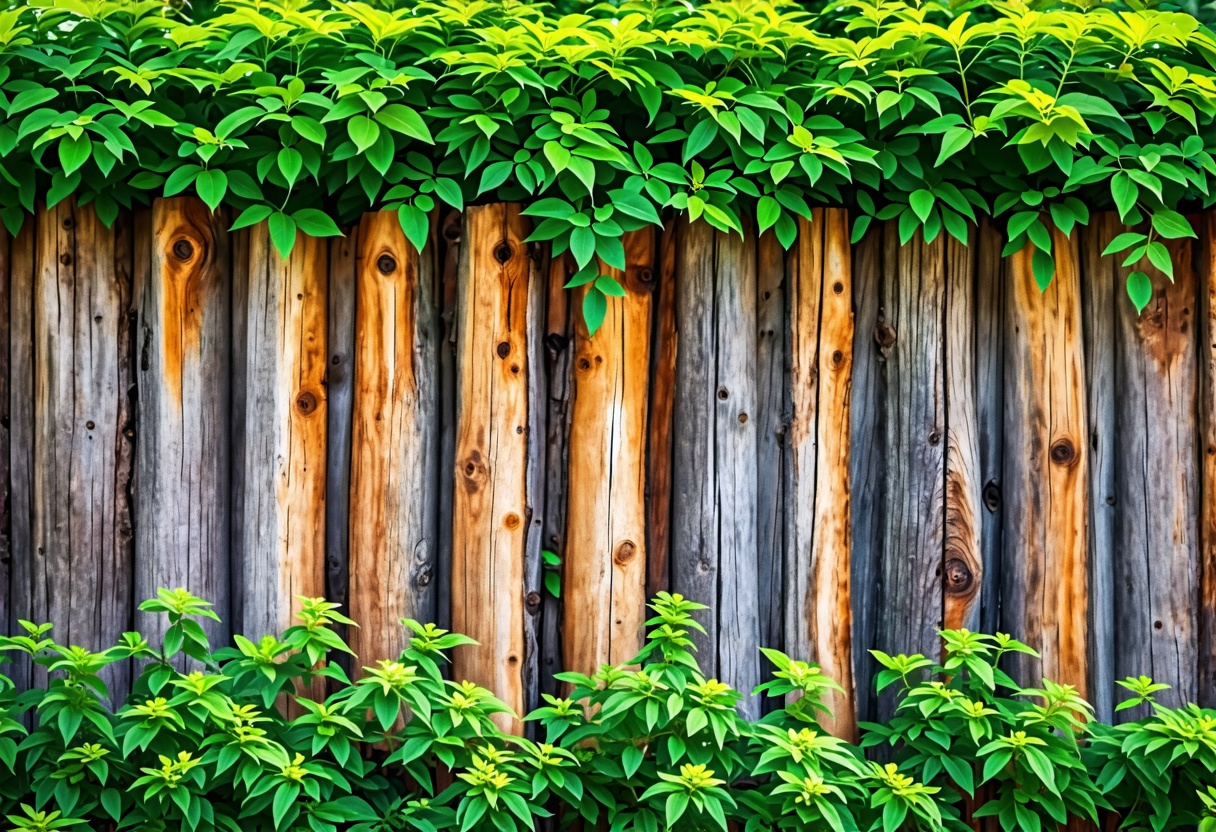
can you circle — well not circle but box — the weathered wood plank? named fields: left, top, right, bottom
left=1111, top=229, right=1199, bottom=707
left=325, top=228, right=357, bottom=630
left=7, top=216, right=32, bottom=693
left=1201, top=211, right=1216, bottom=710
left=437, top=210, right=463, bottom=636
left=348, top=212, right=439, bottom=664
left=25, top=201, right=135, bottom=699
left=134, top=197, right=231, bottom=648
left=0, top=227, right=9, bottom=639
left=1001, top=229, right=1088, bottom=693
left=237, top=224, right=327, bottom=638
left=647, top=221, right=677, bottom=598
left=1080, top=214, right=1118, bottom=722
left=229, top=227, right=250, bottom=635
left=974, top=221, right=1004, bottom=637
left=848, top=228, right=884, bottom=723
left=755, top=229, right=786, bottom=662
left=541, top=252, right=573, bottom=697
left=451, top=204, right=532, bottom=733
left=875, top=226, right=946, bottom=718
left=785, top=210, right=856, bottom=738
left=671, top=219, right=761, bottom=718
left=944, top=233, right=982, bottom=633
left=563, top=230, right=654, bottom=675
left=523, top=235, right=548, bottom=720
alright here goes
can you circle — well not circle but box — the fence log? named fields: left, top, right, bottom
left=348, top=212, right=440, bottom=665
left=451, top=204, right=534, bottom=733
left=236, top=225, right=328, bottom=638
left=672, top=219, right=762, bottom=718
left=646, top=222, right=678, bottom=598
left=1202, top=213, right=1216, bottom=710
left=522, top=223, right=548, bottom=719
left=975, top=222, right=1005, bottom=638
left=1112, top=231, right=1199, bottom=706
left=756, top=230, right=786, bottom=663
left=563, top=230, right=654, bottom=676
left=7, top=219, right=32, bottom=693
left=1001, top=229, right=1088, bottom=694
left=0, top=227, right=8, bottom=638
left=325, top=230, right=357, bottom=632
left=134, top=197, right=231, bottom=647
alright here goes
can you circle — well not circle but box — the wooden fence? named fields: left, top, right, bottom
left=1, top=197, right=1213, bottom=738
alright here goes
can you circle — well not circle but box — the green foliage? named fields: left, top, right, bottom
left=0, top=0, right=1213, bottom=329
left=2, top=591, right=1216, bottom=832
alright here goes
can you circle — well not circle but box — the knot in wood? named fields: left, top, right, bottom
left=376, top=254, right=397, bottom=275
left=172, top=239, right=194, bottom=261
left=526, top=591, right=542, bottom=611
left=983, top=480, right=1000, bottom=513
left=497, top=341, right=511, bottom=359
left=717, top=386, right=729, bottom=401
left=577, top=357, right=592, bottom=371
left=546, top=333, right=568, bottom=353
left=875, top=322, right=896, bottom=349
left=296, top=391, right=318, bottom=414
left=504, top=513, right=520, bottom=530
left=59, top=253, right=72, bottom=266
left=944, top=558, right=974, bottom=593
left=494, top=242, right=513, bottom=264
left=461, top=451, right=487, bottom=492
left=831, top=349, right=844, bottom=367
left=738, top=412, right=748, bottom=423
left=928, top=429, right=941, bottom=446
left=1106, top=495, right=1116, bottom=506
left=62, top=217, right=74, bottom=230
left=614, top=540, right=637, bottom=565
left=1049, top=438, right=1076, bottom=466
left=1154, top=620, right=1163, bottom=630
left=510, top=364, right=520, bottom=374
left=832, top=281, right=844, bottom=295
left=85, top=420, right=95, bottom=430
left=443, top=213, right=462, bottom=242
left=639, top=268, right=654, bottom=284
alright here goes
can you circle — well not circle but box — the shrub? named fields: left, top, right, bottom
left=1, top=588, right=1214, bottom=832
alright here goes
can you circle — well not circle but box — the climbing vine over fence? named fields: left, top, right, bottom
left=1, top=0, right=1215, bottom=324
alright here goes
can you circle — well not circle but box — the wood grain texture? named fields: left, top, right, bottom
left=522, top=232, right=548, bottom=720
left=671, top=218, right=761, bottom=718
left=451, top=204, right=532, bottom=733
left=785, top=210, right=856, bottom=738
left=646, top=221, right=678, bottom=598
left=0, top=227, right=8, bottom=636
left=974, top=222, right=1004, bottom=637
left=325, top=229, right=357, bottom=628
left=134, top=197, right=231, bottom=647
left=1001, top=229, right=1088, bottom=694
left=25, top=200, right=135, bottom=699
left=944, top=234, right=982, bottom=633
left=563, top=230, right=654, bottom=675
left=1081, top=215, right=1118, bottom=722
left=755, top=230, right=786, bottom=662
left=7, top=217, right=33, bottom=694
left=438, top=209, right=463, bottom=635
left=1111, top=228, right=1199, bottom=707
left=348, top=211, right=439, bottom=665
left=237, top=224, right=327, bottom=638
left=848, top=229, right=884, bottom=724
left=875, top=226, right=947, bottom=718
left=1201, top=212, right=1216, bottom=710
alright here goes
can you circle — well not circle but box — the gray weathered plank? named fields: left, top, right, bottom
left=755, top=230, right=786, bottom=662
left=7, top=215, right=33, bottom=695
left=325, top=228, right=357, bottom=630
left=974, top=221, right=1004, bottom=637
left=437, top=210, right=462, bottom=636
left=134, top=197, right=231, bottom=648
left=523, top=236, right=548, bottom=721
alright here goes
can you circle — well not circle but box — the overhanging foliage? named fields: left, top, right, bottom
left=4, top=0, right=1215, bottom=326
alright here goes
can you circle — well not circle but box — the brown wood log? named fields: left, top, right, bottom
left=646, top=221, right=678, bottom=598
left=236, top=224, right=328, bottom=638
left=1110, top=226, right=1199, bottom=707
left=325, top=229, right=357, bottom=631
left=755, top=230, right=786, bottom=662
left=563, top=229, right=654, bottom=675
left=671, top=218, right=761, bottom=718
left=348, top=212, right=440, bottom=665
left=784, top=210, right=856, bottom=739
left=1202, top=212, right=1216, bottom=710
left=22, top=200, right=135, bottom=699
left=134, top=197, right=231, bottom=648
left=451, top=204, right=534, bottom=733
left=7, top=216, right=32, bottom=693
left=944, top=233, right=982, bottom=633
left=1001, top=229, right=1088, bottom=694
left=974, top=221, right=1005, bottom=638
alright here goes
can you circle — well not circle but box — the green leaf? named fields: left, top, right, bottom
left=195, top=169, right=227, bottom=213
left=1127, top=270, right=1152, bottom=313
left=433, top=178, right=463, bottom=211
left=583, top=287, right=607, bottom=336
left=595, top=275, right=626, bottom=297
left=1102, top=232, right=1146, bottom=256
left=665, top=793, right=689, bottom=828
left=757, top=195, right=780, bottom=235
left=230, top=204, right=273, bottom=231
left=909, top=189, right=934, bottom=223
left=398, top=205, right=429, bottom=253
left=544, top=140, right=571, bottom=173
left=543, top=572, right=561, bottom=598
left=292, top=208, right=342, bottom=238
left=936, top=127, right=972, bottom=166
left=1032, top=248, right=1055, bottom=291
left=347, top=115, right=380, bottom=154
left=374, top=104, right=432, bottom=143
left=1111, top=172, right=1138, bottom=221
left=268, top=211, right=298, bottom=259
left=1151, top=209, right=1196, bottom=240
left=58, top=133, right=91, bottom=176
left=570, top=226, right=596, bottom=269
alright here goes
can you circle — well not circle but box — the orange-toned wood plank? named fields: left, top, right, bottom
left=348, top=212, right=440, bottom=665
left=1202, top=212, right=1216, bottom=710
left=646, top=222, right=677, bottom=597
left=1001, top=229, right=1088, bottom=694
left=451, top=204, right=533, bottom=733
left=237, top=224, right=327, bottom=638
left=562, top=229, right=655, bottom=675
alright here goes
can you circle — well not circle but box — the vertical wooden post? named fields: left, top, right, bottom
left=646, top=223, right=678, bottom=598
left=974, top=221, right=1005, bottom=637
left=8, top=221, right=33, bottom=692
left=325, top=230, right=357, bottom=627
left=563, top=230, right=654, bottom=674
left=451, top=204, right=533, bottom=733
left=134, top=197, right=231, bottom=646
left=1111, top=230, right=1199, bottom=706
left=1201, top=211, right=1216, bottom=710
left=784, top=210, right=856, bottom=738
left=522, top=226, right=548, bottom=719
left=1001, top=229, right=1088, bottom=693
left=348, top=212, right=440, bottom=664
left=236, top=225, right=327, bottom=638
left=437, top=210, right=464, bottom=634
left=944, top=234, right=982, bottom=633
left=671, top=219, right=761, bottom=718
left=875, top=227, right=947, bottom=718
left=755, top=230, right=786, bottom=660
left=0, top=226, right=10, bottom=637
